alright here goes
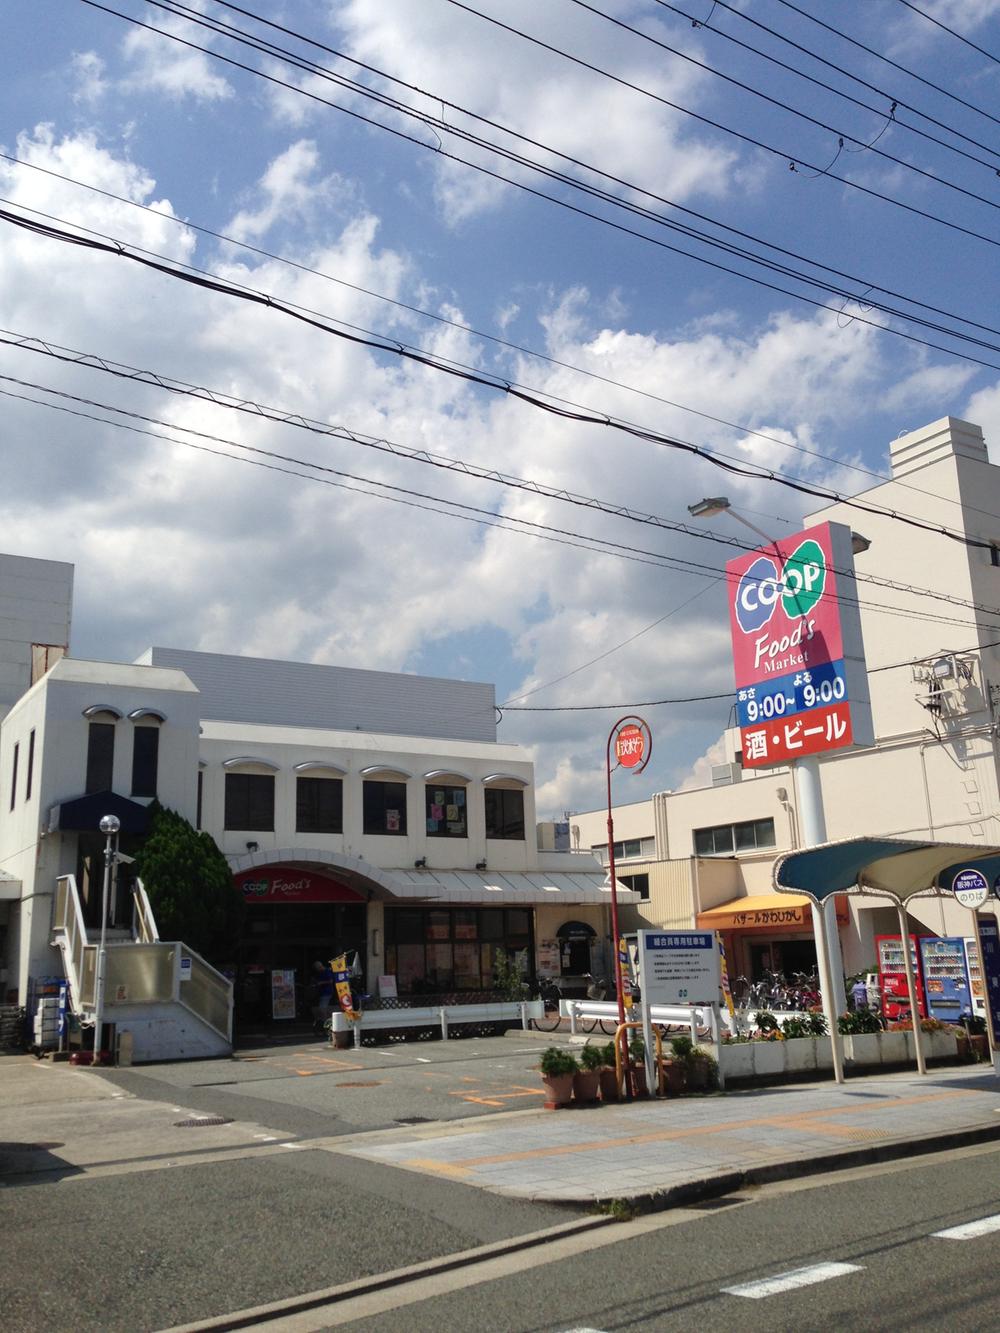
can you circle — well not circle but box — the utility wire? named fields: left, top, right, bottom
left=663, top=0, right=1000, bottom=170
left=8, top=154, right=1000, bottom=538
left=3, top=205, right=1000, bottom=564
left=9, top=373, right=1000, bottom=637
left=566, top=0, right=1000, bottom=200
left=775, top=0, right=1000, bottom=133
left=897, top=0, right=1000, bottom=67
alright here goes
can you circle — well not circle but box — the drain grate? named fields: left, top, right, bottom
left=173, top=1116, right=233, bottom=1128
left=335, top=1081, right=383, bottom=1088
left=395, top=1116, right=431, bottom=1125
left=687, top=1196, right=747, bottom=1211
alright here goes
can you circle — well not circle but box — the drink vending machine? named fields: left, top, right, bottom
left=917, top=936, right=972, bottom=1023
left=875, top=934, right=927, bottom=1020
left=964, top=936, right=987, bottom=1017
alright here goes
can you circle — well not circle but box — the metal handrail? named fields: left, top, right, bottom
left=132, top=879, right=160, bottom=942
left=53, top=875, right=96, bottom=1010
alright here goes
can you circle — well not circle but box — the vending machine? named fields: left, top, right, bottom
left=964, top=936, right=987, bottom=1017
left=876, top=934, right=927, bottom=1021
left=918, top=936, right=972, bottom=1023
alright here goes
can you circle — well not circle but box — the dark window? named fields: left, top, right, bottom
left=425, top=784, right=468, bottom=838
left=85, top=722, right=115, bottom=794
left=485, top=787, right=525, bottom=840
left=297, top=776, right=343, bottom=834
left=9, top=742, right=18, bottom=811
left=196, top=769, right=203, bottom=830
left=992, top=545, right=1000, bottom=567
left=25, top=730, right=35, bottom=801
left=384, top=907, right=535, bottom=994
left=224, top=772, right=275, bottom=831
left=694, top=817, right=775, bottom=857
left=619, top=872, right=650, bottom=901
left=363, top=780, right=407, bottom=835
left=131, top=727, right=159, bottom=798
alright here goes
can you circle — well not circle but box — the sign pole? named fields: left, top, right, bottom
left=606, top=716, right=651, bottom=1094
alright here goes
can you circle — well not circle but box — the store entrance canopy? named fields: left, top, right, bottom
left=773, top=836, right=1000, bottom=904
left=697, top=892, right=848, bottom=931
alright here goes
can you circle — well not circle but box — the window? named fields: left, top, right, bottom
left=485, top=787, right=524, bottom=840
left=992, top=545, right=1000, bottom=567
left=9, top=742, right=18, bottom=811
left=694, top=817, right=776, bottom=857
left=363, top=780, right=407, bottom=835
left=591, top=837, right=655, bottom=864
left=224, top=772, right=275, bottom=831
left=297, top=776, right=343, bottom=834
left=619, top=872, right=650, bottom=901
left=384, top=906, right=534, bottom=994
left=25, top=730, right=35, bottom=801
left=425, top=783, right=467, bottom=838
left=131, top=727, right=159, bottom=798
left=85, top=722, right=115, bottom=794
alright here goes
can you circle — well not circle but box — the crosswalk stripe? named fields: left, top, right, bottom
left=723, top=1262, right=863, bottom=1299
left=933, top=1214, right=1000, bottom=1240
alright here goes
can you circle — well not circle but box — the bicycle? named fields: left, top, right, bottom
left=532, top=977, right=564, bottom=1032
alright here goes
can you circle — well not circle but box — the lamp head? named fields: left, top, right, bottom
left=99, top=814, right=121, bottom=836
left=687, top=496, right=731, bottom=519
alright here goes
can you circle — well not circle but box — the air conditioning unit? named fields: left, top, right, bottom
left=711, top=762, right=743, bottom=787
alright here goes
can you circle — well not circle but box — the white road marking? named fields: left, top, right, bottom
left=415, top=1057, right=431, bottom=1063
left=281, top=1142, right=305, bottom=1150
left=933, top=1214, right=1000, bottom=1240
left=254, top=1134, right=277, bottom=1142
left=723, top=1262, right=863, bottom=1299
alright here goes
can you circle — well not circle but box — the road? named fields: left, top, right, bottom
left=323, top=1142, right=1000, bottom=1333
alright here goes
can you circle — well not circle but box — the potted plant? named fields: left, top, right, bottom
left=626, top=1036, right=648, bottom=1097
left=962, top=1014, right=989, bottom=1061
left=574, top=1043, right=603, bottom=1104
left=596, top=1041, right=620, bottom=1103
left=663, top=1034, right=691, bottom=1095
left=539, top=1046, right=578, bottom=1108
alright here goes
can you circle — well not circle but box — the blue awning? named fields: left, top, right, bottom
left=773, top=836, right=1000, bottom=904
left=49, top=790, right=151, bottom=835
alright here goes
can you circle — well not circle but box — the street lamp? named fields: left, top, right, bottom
left=688, top=496, right=870, bottom=555
left=93, top=813, right=120, bottom=1066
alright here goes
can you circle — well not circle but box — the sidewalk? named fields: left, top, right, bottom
left=335, top=1063, right=1000, bottom=1210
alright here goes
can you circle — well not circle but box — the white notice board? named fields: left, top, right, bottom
left=638, top=930, right=720, bottom=1006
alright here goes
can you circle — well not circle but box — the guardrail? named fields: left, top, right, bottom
left=561, top=999, right=721, bottom=1045
left=53, top=875, right=95, bottom=1010
left=132, top=880, right=160, bottom=942
left=328, top=999, right=544, bottom=1048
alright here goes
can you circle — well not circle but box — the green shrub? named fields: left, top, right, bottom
left=580, top=1043, right=605, bottom=1072
left=539, top=1046, right=578, bottom=1077
left=837, top=1008, right=882, bottom=1035
left=755, top=1010, right=780, bottom=1033
left=670, top=1034, right=694, bottom=1061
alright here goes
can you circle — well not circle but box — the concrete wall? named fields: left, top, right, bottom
left=0, top=552, right=73, bottom=719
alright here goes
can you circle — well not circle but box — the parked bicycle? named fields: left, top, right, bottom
left=532, top=974, right=617, bottom=1034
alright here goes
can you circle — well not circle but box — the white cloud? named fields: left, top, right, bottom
left=70, top=52, right=107, bottom=105
left=225, top=140, right=345, bottom=242
left=120, top=16, right=233, bottom=102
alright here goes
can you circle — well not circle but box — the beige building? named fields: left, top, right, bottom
left=571, top=417, right=1000, bottom=990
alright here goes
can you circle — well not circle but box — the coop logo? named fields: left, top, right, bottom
left=734, top=538, right=827, bottom=635
left=242, top=879, right=270, bottom=897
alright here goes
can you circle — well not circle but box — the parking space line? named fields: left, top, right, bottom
left=933, top=1214, right=1000, bottom=1240
left=722, top=1262, right=863, bottom=1299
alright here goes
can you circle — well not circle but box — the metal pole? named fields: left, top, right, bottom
left=605, top=732, right=630, bottom=1092
left=974, top=907, right=997, bottom=1065
left=894, top=903, right=927, bottom=1076
left=795, top=757, right=845, bottom=1082
left=93, top=814, right=120, bottom=1066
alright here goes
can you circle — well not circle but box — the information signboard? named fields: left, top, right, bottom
left=726, top=520, right=873, bottom=769
left=637, top=930, right=720, bottom=1006
left=977, top=916, right=1000, bottom=1048
left=952, top=868, right=990, bottom=910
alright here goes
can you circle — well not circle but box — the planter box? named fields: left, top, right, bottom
left=878, top=1031, right=908, bottom=1065
left=719, top=1043, right=754, bottom=1081
left=844, top=1033, right=882, bottom=1066
left=751, top=1041, right=786, bottom=1077
left=784, top=1036, right=818, bottom=1074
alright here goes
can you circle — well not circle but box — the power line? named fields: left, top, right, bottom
left=664, top=0, right=1000, bottom=170
left=897, top=0, right=1000, bottom=67
left=6, top=361, right=1000, bottom=636
left=80, top=0, right=1000, bottom=354
left=774, top=0, right=1000, bottom=133
left=3, top=201, right=1000, bottom=563
left=8, top=153, right=1000, bottom=538
left=566, top=0, right=1000, bottom=200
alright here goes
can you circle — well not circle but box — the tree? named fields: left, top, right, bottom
left=133, top=802, right=243, bottom=964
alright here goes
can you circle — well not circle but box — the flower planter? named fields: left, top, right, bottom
left=751, top=1040, right=786, bottom=1077
left=541, top=1072, right=574, bottom=1109
left=783, top=1036, right=818, bottom=1074
left=970, top=1034, right=990, bottom=1061
left=686, top=1054, right=712, bottom=1091
left=629, top=1064, right=649, bottom=1098
left=598, top=1067, right=621, bottom=1102
left=572, top=1070, right=600, bottom=1105
left=844, top=1032, right=881, bottom=1066
left=878, top=1031, right=908, bottom=1065
left=719, top=1043, right=754, bottom=1081
left=661, top=1059, right=688, bottom=1096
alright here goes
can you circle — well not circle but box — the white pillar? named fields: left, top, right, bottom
left=795, top=756, right=845, bottom=1083
left=894, top=903, right=927, bottom=1076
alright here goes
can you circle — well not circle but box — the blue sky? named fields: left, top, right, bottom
left=3, top=0, right=1000, bottom=816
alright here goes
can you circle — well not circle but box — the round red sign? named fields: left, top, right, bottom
left=615, top=723, right=645, bottom=768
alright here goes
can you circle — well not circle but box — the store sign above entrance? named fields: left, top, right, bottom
left=726, top=520, right=874, bottom=769
left=234, top=868, right=365, bottom=904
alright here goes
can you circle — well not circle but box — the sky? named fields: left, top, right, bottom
left=3, top=0, right=1000, bottom=819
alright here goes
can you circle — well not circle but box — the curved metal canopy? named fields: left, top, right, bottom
left=774, top=836, right=1000, bottom=904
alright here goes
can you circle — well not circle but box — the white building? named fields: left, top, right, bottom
left=0, top=585, right=631, bottom=1037
left=571, top=417, right=1000, bottom=990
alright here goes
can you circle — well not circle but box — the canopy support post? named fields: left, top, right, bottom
left=893, top=901, right=927, bottom=1076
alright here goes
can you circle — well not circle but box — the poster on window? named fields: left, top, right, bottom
left=386, top=809, right=400, bottom=832
left=270, top=969, right=296, bottom=1020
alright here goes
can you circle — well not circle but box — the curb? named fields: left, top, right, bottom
left=580, top=1119, right=1000, bottom=1215
left=158, top=1213, right=615, bottom=1332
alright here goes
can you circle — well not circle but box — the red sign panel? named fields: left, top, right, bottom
left=741, top=701, right=853, bottom=768
left=234, top=868, right=364, bottom=904
left=615, top=723, right=646, bottom=769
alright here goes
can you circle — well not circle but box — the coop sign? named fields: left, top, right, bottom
left=726, top=521, right=873, bottom=769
